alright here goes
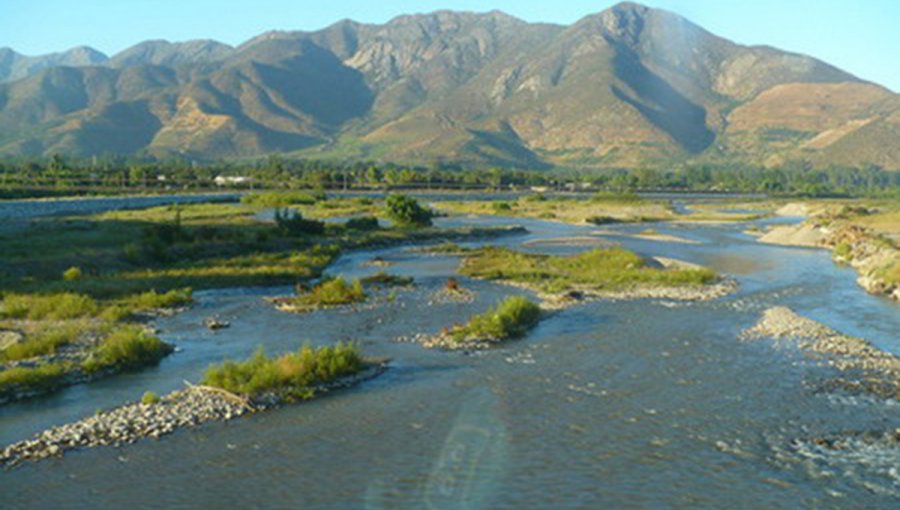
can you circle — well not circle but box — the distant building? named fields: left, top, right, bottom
left=214, top=175, right=252, bottom=187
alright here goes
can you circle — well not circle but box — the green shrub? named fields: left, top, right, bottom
left=833, top=242, right=853, bottom=261
left=202, top=342, right=363, bottom=397
left=0, top=293, right=99, bottom=320
left=83, top=325, right=173, bottom=373
left=451, top=296, right=541, bottom=343
left=384, top=194, right=433, bottom=227
left=63, top=266, right=83, bottom=281
left=345, top=216, right=380, bottom=231
left=274, top=208, right=325, bottom=236
left=492, top=202, right=512, bottom=212
left=141, top=390, right=161, bottom=405
left=0, top=322, right=87, bottom=362
left=121, top=288, right=193, bottom=312
left=0, top=363, right=67, bottom=395
left=290, top=277, right=366, bottom=310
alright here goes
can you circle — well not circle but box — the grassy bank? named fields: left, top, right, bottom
left=202, top=342, right=364, bottom=399
left=458, top=246, right=717, bottom=294
left=0, top=196, right=524, bottom=402
left=434, top=193, right=769, bottom=225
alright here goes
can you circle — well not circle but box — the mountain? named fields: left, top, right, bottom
left=0, top=2, right=897, bottom=170
left=0, top=46, right=108, bottom=83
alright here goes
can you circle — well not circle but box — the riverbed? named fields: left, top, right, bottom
left=1, top=205, right=898, bottom=508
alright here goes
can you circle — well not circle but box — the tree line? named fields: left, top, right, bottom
left=0, top=154, right=898, bottom=198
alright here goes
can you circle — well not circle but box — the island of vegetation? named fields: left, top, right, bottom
left=0, top=342, right=386, bottom=467
left=431, top=244, right=734, bottom=308
left=0, top=193, right=523, bottom=404
left=418, top=295, right=543, bottom=350
left=269, top=272, right=413, bottom=313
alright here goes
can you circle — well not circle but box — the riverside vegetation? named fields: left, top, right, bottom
left=420, top=296, right=543, bottom=350
left=759, top=200, right=900, bottom=301
left=1, top=342, right=386, bottom=467
left=0, top=193, right=520, bottom=404
left=446, top=245, right=731, bottom=307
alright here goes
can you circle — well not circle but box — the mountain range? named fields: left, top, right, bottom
left=1, top=2, right=897, bottom=170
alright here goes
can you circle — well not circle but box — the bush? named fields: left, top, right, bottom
left=833, top=242, right=853, bottom=261
left=121, top=288, right=193, bottom=312
left=83, top=325, right=173, bottom=373
left=202, top=342, right=363, bottom=397
left=0, top=293, right=98, bottom=320
left=63, top=266, right=83, bottom=281
left=141, top=390, right=161, bottom=405
left=274, top=208, right=325, bottom=236
left=384, top=194, right=433, bottom=227
left=289, top=277, right=366, bottom=310
left=492, top=201, right=512, bottom=212
left=344, top=216, right=380, bottom=231
left=0, top=363, right=67, bottom=395
left=0, top=322, right=87, bottom=362
left=451, top=296, right=541, bottom=343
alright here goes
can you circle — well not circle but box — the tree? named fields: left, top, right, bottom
left=384, top=194, right=433, bottom=227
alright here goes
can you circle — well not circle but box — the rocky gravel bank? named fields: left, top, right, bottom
left=1, top=361, right=388, bottom=468
left=742, top=307, right=900, bottom=399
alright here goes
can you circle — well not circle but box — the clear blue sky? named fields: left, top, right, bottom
left=3, top=0, right=898, bottom=91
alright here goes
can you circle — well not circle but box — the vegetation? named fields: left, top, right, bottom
left=201, top=342, right=364, bottom=398
left=449, top=296, right=541, bottom=344
left=283, top=277, right=366, bottom=312
left=3, top=154, right=897, bottom=200
left=82, top=325, right=172, bottom=373
left=141, top=390, right=161, bottom=405
left=459, top=247, right=717, bottom=294
left=0, top=363, right=68, bottom=397
left=344, top=216, right=380, bottom=231
left=384, top=194, right=433, bottom=227
left=241, top=191, right=324, bottom=207
left=62, top=266, right=83, bottom=281
left=0, top=293, right=99, bottom=320
left=359, top=272, right=413, bottom=287
left=0, top=321, right=90, bottom=362
left=273, top=208, right=325, bottom=236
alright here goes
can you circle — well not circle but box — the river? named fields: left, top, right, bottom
left=1, top=203, right=898, bottom=508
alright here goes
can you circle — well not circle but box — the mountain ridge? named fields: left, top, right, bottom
left=0, top=2, right=896, bottom=170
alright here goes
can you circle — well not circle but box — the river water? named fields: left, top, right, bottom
left=1, top=205, right=899, bottom=508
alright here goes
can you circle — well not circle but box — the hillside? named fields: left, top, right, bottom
left=0, top=2, right=896, bottom=170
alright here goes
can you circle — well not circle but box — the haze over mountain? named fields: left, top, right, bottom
left=0, top=2, right=896, bottom=170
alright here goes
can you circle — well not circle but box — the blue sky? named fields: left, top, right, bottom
left=3, top=0, right=898, bottom=91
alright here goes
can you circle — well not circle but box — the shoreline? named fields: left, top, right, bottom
left=0, top=359, right=389, bottom=468
left=741, top=307, right=899, bottom=399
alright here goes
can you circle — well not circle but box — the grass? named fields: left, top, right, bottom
left=0, top=363, right=68, bottom=397
left=449, top=296, right=541, bottom=343
left=82, top=325, right=173, bottom=373
left=287, top=276, right=366, bottom=311
left=0, top=321, right=90, bottom=362
left=0, top=292, right=99, bottom=320
left=459, top=246, right=717, bottom=294
left=201, top=342, right=364, bottom=398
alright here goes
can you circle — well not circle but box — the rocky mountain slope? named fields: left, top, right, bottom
left=0, top=2, right=896, bottom=169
